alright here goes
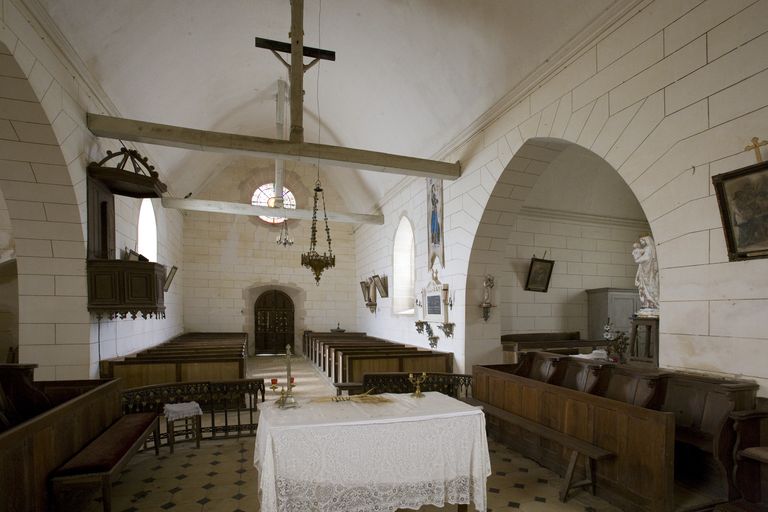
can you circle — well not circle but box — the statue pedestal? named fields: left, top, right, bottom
left=628, top=316, right=659, bottom=367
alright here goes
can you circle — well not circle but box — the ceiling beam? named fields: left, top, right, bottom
left=87, top=113, right=461, bottom=180
left=161, top=197, right=384, bottom=225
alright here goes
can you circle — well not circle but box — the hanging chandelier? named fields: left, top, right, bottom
left=301, top=179, right=335, bottom=284
left=276, top=220, right=294, bottom=247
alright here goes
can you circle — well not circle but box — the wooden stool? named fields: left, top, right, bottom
left=163, top=402, right=203, bottom=454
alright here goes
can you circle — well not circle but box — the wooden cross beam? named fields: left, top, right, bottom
left=161, top=197, right=384, bottom=225
left=86, top=113, right=461, bottom=180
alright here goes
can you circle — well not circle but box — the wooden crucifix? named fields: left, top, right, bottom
left=255, top=0, right=336, bottom=144
left=744, top=136, right=768, bottom=163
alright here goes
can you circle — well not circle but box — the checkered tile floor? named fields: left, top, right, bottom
left=84, top=356, right=622, bottom=511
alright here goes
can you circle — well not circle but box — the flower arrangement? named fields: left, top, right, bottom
left=603, top=319, right=629, bottom=363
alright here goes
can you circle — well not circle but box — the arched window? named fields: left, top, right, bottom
left=137, top=198, right=157, bottom=262
left=392, top=217, right=415, bottom=314
left=251, top=183, right=297, bottom=224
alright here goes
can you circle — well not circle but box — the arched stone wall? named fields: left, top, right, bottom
left=0, top=39, right=91, bottom=379
left=454, top=2, right=768, bottom=393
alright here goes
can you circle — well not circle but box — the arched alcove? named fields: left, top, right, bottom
left=464, top=138, right=651, bottom=370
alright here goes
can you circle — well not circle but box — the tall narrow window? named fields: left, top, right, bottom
left=137, top=198, right=157, bottom=262
left=392, top=217, right=415, bottom=314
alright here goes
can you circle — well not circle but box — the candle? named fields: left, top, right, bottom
left=271, top=378, right=278, bottom=385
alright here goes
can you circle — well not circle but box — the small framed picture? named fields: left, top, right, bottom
left=423, top=289, right=443, bottom=322
left=524, top=257, right=554, bottom=293
left=163, top=266, right=178, bottom=292
left=712, top=160, right=768, bottom=261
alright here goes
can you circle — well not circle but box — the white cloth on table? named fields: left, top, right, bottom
left=254, top=391, right=491, bottom=512
left=163, top=401, right=203, bottom=421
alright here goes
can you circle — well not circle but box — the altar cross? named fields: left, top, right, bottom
left=744, top=137, right=767, bottom=163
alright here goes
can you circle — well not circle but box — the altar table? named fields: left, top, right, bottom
left=254, top=392, right=491, bottom=512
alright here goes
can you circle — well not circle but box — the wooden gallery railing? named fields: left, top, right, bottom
left=121, top=379, right=266, bottom=443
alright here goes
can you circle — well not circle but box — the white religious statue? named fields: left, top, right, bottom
left=481, top=275, right=494, bottom=306
left=632, top=235, right=659, bottom=317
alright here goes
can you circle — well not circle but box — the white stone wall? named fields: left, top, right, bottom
left=0, top=0, right=183, bottom=378
left=458, top=0, right=768, bottom=393
left=501, top=213, right=642, bottom=336
left=182, top=160, right=357, bottom=354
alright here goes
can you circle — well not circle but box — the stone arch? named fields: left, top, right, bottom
left=0, top=41, right=91, bottom=379
left=463, top=137, right=652, bottom=370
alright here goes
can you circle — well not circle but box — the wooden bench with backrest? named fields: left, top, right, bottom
left=659, top=372, right=758, bottom=500
left=474, top=362, right=674, bottom=511
left=343, top=350, right=453, bottom=384
left=501, top=331, right=609, bottom=363
left=463, top=395, right=614, bottom=502
left=100, top=332, right=249, bottom=388
left=333, top=346, right=424, bottom=382
left=512, top=351, right=564, bottom=382
left=335, top=372, right=473, bottom=398
left=313, top=336, right=390, bottom=370
left=50, top=412, right=160, bottom=512
left=549, top=356, right=614, bottom=394
left=305, top=332, right=370, bottom=363
left=596, top=365, right=669, bottom=408
left=303, top=330, right=367, bottom=358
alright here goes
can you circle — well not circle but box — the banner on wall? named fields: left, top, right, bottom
left=426, top=177, right=445, bottom=270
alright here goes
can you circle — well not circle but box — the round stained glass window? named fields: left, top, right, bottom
left=251, top=183, right=296, bottom=224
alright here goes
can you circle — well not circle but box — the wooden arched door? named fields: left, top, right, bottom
left=254, top=290, right=294, bottom=354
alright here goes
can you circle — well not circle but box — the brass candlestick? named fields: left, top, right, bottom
left=272, top=345, right=298, bottom=408
left=408, top=372, right=427, bottom=398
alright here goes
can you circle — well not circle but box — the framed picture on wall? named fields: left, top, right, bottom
left=421, top=280, right=445, bottom=322
left=712, top=160, right=768, bottom=261
left=426, top=177, right=445, bottom=270
left=524, top=257, right=555, bottom=293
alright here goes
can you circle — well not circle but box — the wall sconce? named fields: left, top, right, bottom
left=479, top=274, right=495, bottom=322
left=360, top=274, right=388, bottom=314
left=438, top=322, right=454, bottom=338
left=360, top=279, right=376, bottom=313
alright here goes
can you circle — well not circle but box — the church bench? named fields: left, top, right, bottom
left=596, top=365, right=669, bottom=408
left=333, top=347, right=423, bottom=382
left=302, top=330, right=366, bottom=357
left=50, top=412, right=160, bottom=512
left=462, top=395, right=615, bottom=502
left=512, top=351, right=564, bottom=382
left=344, top=351, right=453, bottom=384
left=314, top=337, right=389, bottom=369
left=474, top=363, right=675, bottom=511
left=549, top=357, right=614, bottom=394
left=501, top=331, right=609, bottom=363
left=320, top=340, right=391, bottom=373
left=100, top=332, right=249, bottom=388
left=336, top=372, right=473, bottom=398
left=305, top=332, right=371, bottom=363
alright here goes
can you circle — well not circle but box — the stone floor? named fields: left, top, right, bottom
left=89, top=356, right=622, bottom=512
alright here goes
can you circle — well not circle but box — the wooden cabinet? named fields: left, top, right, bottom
left=586, top=288, right=640, bottom=339
left=87, top=260, right=165, bottom=319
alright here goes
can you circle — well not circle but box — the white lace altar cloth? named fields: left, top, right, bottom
left=163, top=401, right=202, bottom=421
left=254, top=392, right=491, bottom=512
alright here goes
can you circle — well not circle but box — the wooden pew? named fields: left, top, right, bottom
left=501, top=331, right=609, bottom=363
left=311, top=336, right=386, bottom=369
left=303, top=331, right=366, bottom=360
left=100, top=332, right=248, bottom=389
left=344, top=351, right=453, bottom=384
left=318, top=339, right=388, bottom=373
left=474, top=363, right=675, bottom=511
left=0, top=370, right=123, bottom=511
left=333, top=347, right=423, bottom=383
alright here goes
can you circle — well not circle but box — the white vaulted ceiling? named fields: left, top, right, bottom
left=38, top=0, right=620, bottom=214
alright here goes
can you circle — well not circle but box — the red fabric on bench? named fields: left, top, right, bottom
left=54, top=412, right=157, bottom=476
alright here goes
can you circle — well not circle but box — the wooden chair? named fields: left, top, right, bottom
left=716, top=409, right=768, bottom=511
